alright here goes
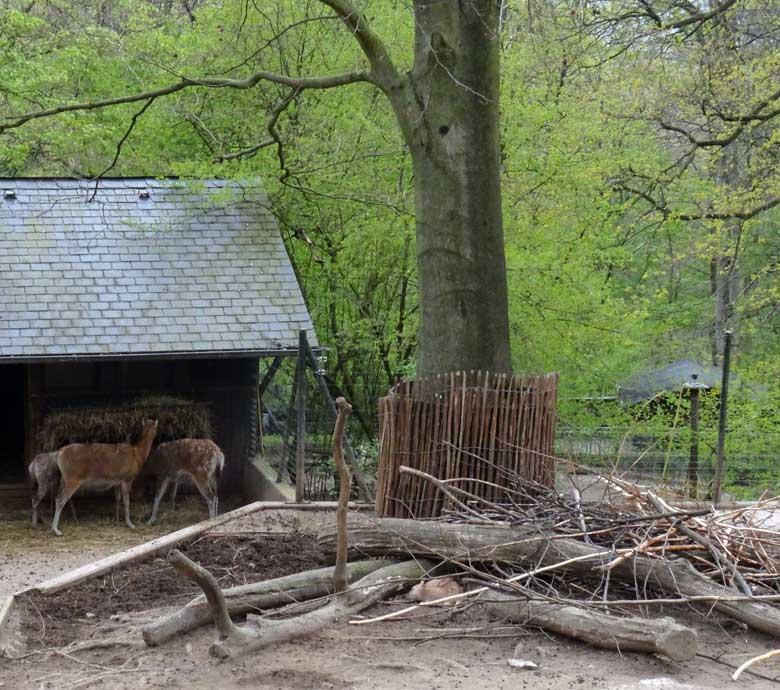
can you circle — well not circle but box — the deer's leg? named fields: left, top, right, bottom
left=52, top=480, right=80, bottom=536
left=171, top=479, right=178, bottom=511
left=191, top=474, right=216, bottom=519
left=114, top=486, right=122, bottom=522
left=121, top=481, right=135, bottom=529
left=58, top=478, right=79, bottom=522
left=147, top=477, right=171, bottom=525
left=208, top=475, right=219, bottom=517
left=31, top=481, right=44, bottom=527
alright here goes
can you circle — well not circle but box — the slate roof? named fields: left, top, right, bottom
left=618, top=359, right=725, bottom=405
left=0, top=178, right=316, bottom=360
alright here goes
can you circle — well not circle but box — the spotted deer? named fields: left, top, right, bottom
left=145, top=438, right=224, bottom=524
left=51, top=419, right=158, bottom=536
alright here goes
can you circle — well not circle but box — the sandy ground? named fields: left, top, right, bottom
left=2, top=495, right=780, bottom=690
left=3, top=599, right=780, bottom=690
left=0, top=493, right=228, bottom=599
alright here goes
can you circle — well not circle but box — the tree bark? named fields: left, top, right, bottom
left=482, top=590, right=698, bottom=661
left=143, top=559, right=390, bottom=647
left=318, top=518, right=780, bottom=635
left=405, top=1, right=512, bottom=376
left=170, top=553, right=435, bottom=658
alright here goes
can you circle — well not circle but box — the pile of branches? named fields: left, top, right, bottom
left=133, top=427, right=780, bottom=680
left=424, top=463, right=780, bottom=597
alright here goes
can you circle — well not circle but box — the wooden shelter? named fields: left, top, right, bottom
left=0, top=178, right=316, bottom=497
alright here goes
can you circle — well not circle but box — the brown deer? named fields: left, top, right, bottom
left=51, top=419, right=158, bottom=536
left=144, top=439, right=224, bottom=524
left=29, top=452, right=77, bottom=527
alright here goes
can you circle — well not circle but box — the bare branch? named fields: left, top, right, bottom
left=316, top=0, right=402, bottom=91
left=92, top=96, right=157, bottom=181
left=678, top=195, right=780, bottom=222
left=215, top=138, right=275, bottom=163
left=662, top=0, right=738, bottom=30
left=0, top=69, right=372, bottom=134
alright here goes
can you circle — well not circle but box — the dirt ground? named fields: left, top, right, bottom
left=2, top=496, right=780, bottom=690
left=0, top=492, right=242, bottom=600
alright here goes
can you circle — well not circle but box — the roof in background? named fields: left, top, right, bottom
left=0, top=178, right=316, bottom=361
left=617, top=358, right=727, bottom=405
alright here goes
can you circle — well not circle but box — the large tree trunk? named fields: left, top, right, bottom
left=319, top=518, right=780, bottom=635
left=405, top=1, right=512, bottom=376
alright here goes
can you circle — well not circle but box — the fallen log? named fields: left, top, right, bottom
left=168, top=549, right=434, bottom=658
left=482, top=590, right=698, bottom=661
left=143, top=559, right=390, bottom=646
left=318, top=518, right=780, bottom=636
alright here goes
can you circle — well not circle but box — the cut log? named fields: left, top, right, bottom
left=482, top=590, right=697, bottom=661
left=168, top=549, right=435, bottom=658
left=0, top=594, right=16, bottom=658
left=318, top=518, right=780, bottom=636
left=143, top=559, right=390, bottom=646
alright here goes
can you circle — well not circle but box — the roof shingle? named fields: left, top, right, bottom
left=0, top=178, right=316, bottom=360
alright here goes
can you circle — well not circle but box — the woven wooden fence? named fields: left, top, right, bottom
left=375, top=371, right=559, bottom=518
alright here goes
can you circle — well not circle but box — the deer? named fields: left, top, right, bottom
left=51, top=419, right=158, bottom=536
left=29, top=452, right=77, bottom=527
left=144, top=439, right=224, bottom=525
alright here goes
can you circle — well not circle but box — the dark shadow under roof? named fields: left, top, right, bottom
left=0, top=178, right=316, bottom=361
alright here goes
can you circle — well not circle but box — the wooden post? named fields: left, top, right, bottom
left=295, top=330, right=307, bottom=503
left=687, top=376, right=702, bottom=499
left=258, top=356, right=283, bottom=400
left=256, top=356, right=282, bottom=457
left=713, top=331, right=732, bottom=505
left=301, top=333, right=373, bottom=503
left=276, top=362, right=298, bottom=483
left=332, top=397, right=353, bottom=593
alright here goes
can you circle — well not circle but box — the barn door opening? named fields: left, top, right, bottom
left=0, top=365, right=26, bottom=483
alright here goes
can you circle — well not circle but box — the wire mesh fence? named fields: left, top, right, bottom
left=258, top=347, right=779, bottom=505
left=556, top=422, right=780, bottom=501
left=259, top=356, right=377, bottom=501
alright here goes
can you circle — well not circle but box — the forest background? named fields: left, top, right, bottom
left=2, top=0, right=780, bottom=495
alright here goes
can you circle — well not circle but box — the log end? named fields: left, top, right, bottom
left=656, top=626, right=698, bottom=662
left=141, top=627, right=159, bottom=648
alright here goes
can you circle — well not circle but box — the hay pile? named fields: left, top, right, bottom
left=37, top=396, right=213, bottom=451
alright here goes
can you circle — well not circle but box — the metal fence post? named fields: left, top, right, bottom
left=300, top=333, right=373, bottom=503
left=295, top=330, right=307, bottom=503
left=684, top=373, right=707, bottom=499
left=713, top=331, right=733, bottom=505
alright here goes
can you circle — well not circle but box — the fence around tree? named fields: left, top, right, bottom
left=374, top=371, right=559, bottom=518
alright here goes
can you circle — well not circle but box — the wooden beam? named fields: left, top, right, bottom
left=24, top=501, right=273, bottom=596
left=258, top=356, right=283, bottom=400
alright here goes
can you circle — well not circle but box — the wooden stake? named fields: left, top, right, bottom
left=333, top=397, right=353, bottom=594
left=295, top=330, right=307, bottom=503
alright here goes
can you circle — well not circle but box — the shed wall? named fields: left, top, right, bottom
left=22, top=357, right=260, bottom=493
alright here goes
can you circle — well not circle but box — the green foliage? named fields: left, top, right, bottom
left=2, top=0, right=780, bottom=465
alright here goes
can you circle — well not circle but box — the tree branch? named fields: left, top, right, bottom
left=677, top=195, right=780, bottom=222
left=662, top=0, right=738, bottom=30
left=316, top=0, right=402, bottom=91
left=0, top=69, right=372, bottom=134
left=92, top=96, right=157, bottom=181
